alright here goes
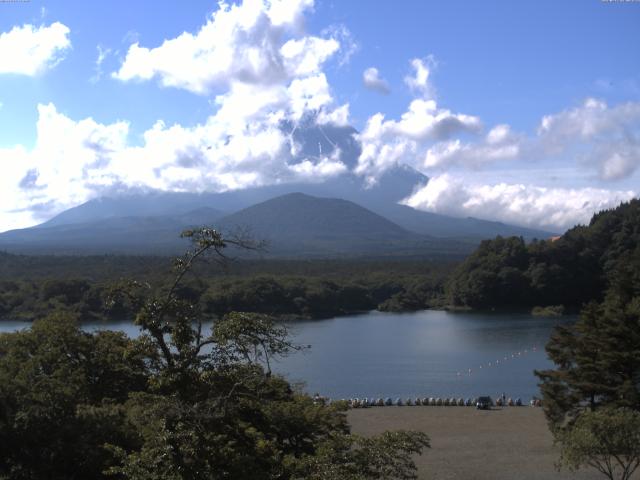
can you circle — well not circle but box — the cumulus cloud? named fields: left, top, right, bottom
left=1, top=97, right=352, bottom=231
left=537, top=98, right=640, bottom=181
left=363, top=67, right=390, bottom=94
left=0, top=22, right=71, bottom=75
left=2, top=0, right=361, bottom=231
left=424, top=124, right=523, bottom=169
left=408, top=97, right=640, bottom=181
left=113, top=0, right=324, bottom=94
left=404, top=57, right=435, bottom=98
left=356, top=59, right=482, bottom=184
left=355, top=55, right=486, bottom=184
left=403, top=174, right=636, bottom=231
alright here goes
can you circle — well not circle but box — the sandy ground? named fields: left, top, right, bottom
left=348, top=406, right=632, bottom=480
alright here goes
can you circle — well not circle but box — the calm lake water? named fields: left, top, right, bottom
left=0, top=310, right=571, bottom=401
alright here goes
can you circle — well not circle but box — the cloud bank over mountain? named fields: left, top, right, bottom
left=0, top=0, right=638, bottom=232
left=403, top=174, right=636, bottom=231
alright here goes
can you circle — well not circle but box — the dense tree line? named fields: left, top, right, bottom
left=0, top=264, right=451, bottom=323
left=0, top=228, right=430, bottom=479
left=447, top=199, right=640, bottom=310
left=530, top=201, right=640, bottom=479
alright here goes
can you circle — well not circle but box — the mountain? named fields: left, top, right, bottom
left=0, top=193, right=472, bottom=258
left=215, top=192, right=432, bottom=257
left=3, top=126, right=554, bottom=255
left=0, top=207, right=224, bottom=255
left=31, top=122, right=552, bottom=240
left=38, top=193, right=226, bottom=229
left=33, top=173, right=553, bottom=242
left=369, top=202, right=553, bottom=239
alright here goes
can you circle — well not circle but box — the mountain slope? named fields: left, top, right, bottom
left=215, top=193, right=470, bottom=257
left=0, top=207, right=224, bottom=255
left=0, top=193, right=473, bottom=258
left=370, top=202, right=554, bottom=239
left=218, top=192, right=409, bottom=240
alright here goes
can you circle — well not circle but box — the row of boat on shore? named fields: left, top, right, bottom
left=313, top=395, right=543, bottom=408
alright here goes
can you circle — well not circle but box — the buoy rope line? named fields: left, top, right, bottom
left=456, top=345, right=540, bottom=378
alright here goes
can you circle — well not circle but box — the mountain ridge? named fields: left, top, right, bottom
left=0, top=193, right=475, bottom=258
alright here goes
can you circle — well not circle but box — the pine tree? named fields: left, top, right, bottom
left=535, top=291, right=640, bottom=431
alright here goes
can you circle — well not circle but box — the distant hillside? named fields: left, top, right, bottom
left=447, top=199, right=640, bottom=309
left=369, top=202, right=553, bottom=240
left=38, top=194, right=226, bottom=229
left=0, top=207, right=223, bottom=255
left=0, top=193, right=473, bottom=258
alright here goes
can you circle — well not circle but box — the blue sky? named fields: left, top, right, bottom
left=0, top=0, right=639, bottom=232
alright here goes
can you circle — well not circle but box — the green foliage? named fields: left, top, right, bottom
left=293, top=430, right=430, bottom=480
left=535, top=293, right=640, bottom=430
left=557, top=407, right=640, bottom=480
left=0, top=258, right=452, bottom=322
left=0, top=312, right=149, bottom=479
left=448, top=199, right=640, bottom=310
left=0, top=228, right=431, bottom=479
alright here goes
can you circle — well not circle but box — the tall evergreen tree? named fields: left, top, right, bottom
left=536, top=291, right=640, bottom=431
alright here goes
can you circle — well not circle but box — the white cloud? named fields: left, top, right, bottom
left=355, top=99, right=482, bottom=184
left=424, top=125, right=523, bottom=169
left=405, top=97, right=640, bottom=182
left=363, top=67, right=390, bottom=94
left=355, top=55, right=486, bottom=184
left=113, top=0, right=326, bottom=94
left=0, top=0, right=354, bottom=231
left=316, top=103, right=350, bottom=126
left=403, top=174, right=636, bottom=231
left=537, top=98, right=640, bottom=181
left=0, top=22, right=71, bottom=75
left=404, top=56, right=435, bottom=97
left=91, top=45, right=112, bottom=83
left=1, top=94, right=353, bottom=231
left=323, top=24, right=357, bottom=66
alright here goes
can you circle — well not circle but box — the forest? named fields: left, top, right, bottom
left=447, top=199, right=640, bottom=311
left=0, top=254, right=452, bottom=322
left=2, top=199, right=640, bottom=323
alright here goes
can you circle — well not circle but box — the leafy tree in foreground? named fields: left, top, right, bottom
left=557, top=407, right=640, bottom=480
left=0, top=312, right=150, bottom=479
left=0, top=227, right=430, bottom=479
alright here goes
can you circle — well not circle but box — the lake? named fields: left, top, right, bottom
left=0, top=310, right=571, bottom=401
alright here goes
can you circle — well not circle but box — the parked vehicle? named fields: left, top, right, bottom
left=476, top=396, right=492, bottom=410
